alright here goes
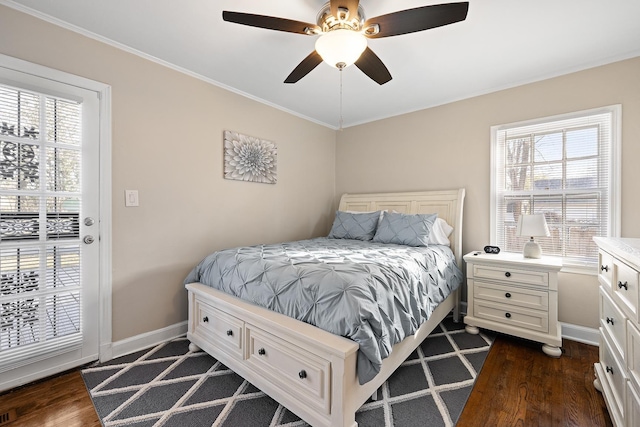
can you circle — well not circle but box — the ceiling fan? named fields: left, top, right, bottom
left=222, top=1, right=469, bottom=85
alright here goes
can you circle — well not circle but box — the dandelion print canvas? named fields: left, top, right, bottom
left=223, top=130, right=277, bottom=184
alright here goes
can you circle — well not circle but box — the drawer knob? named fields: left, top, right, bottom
left=298, top=370, right=307, bottom=379
left=606, top=317, right=615, bottom=325
left=618, top=281, right=628, bottom=290
left=606, top=366, right=614, bottom=375
left=601, top=265, right=609, bottom=272
left=226, top=329, right=233, bottom=336
left=258, top=348, right=266, bottom=356
left=505, top=272, right=511, bottom=278
left=202, top=316, right=209, bottom=323
left=505, top=292, right=512, bottom=298
left=505, top=312, right=512, bottom=318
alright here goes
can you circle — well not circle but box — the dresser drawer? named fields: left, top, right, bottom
left=599, top=331, right=628, bottom=422
left=600, top=287, right=627, bottom=362
left=473, top=300, right=548, bottom=333
left=627, top=381, right=640, bottom=427
left=613, top=259, right=639, bottom=322
left=472, top=264, right=549, bottom=288
left=194, top=299, right=244, bottom=359
left=599, top=250, right=614, bottom=291
left=628, top=320, right=640, bottom=394
left=474, top=280, right=548, bottom=311
left=245, top=324, right=331, bottom=415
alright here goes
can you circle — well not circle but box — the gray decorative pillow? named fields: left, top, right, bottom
left=328, top=210, right=381, bottom=241
left=372, top=212, right=438, bottom=247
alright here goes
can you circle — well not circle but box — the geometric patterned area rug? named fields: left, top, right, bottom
left=82, top=316, right=493, bottom=427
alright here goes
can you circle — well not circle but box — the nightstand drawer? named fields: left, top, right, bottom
left=473, top=264, right=549, bottom=288
left=474, top=281, right=548, bottom=311
left=473, top=300, right=548, bottom=333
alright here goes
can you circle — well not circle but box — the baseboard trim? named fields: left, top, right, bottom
left=108, top=321, right=188, bottom=361
left=103, top=317, right=597, bottom=363
left=560, top=322, right=599, bottom=346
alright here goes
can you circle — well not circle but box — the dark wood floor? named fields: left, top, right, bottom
left=0, top=369, right=100, bottom=427
left=458, top=334, right=612, bottom=427
left=0, top=335, right=612, bottom=427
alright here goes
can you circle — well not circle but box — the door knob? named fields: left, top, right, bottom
left=83, top=235, right=95, bottom=244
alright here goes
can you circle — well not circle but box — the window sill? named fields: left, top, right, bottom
left=499, top=251, right=598, bottom=276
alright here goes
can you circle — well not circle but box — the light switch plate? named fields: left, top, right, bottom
left=125, top=190, right=139, bottom=207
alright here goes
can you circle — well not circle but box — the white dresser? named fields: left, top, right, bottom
left=593, top=237, right=640, bottom=427
left=463, top=251, right=563, bottom=357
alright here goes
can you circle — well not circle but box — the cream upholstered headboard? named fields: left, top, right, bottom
left=338, top=189, right=466, bottom=267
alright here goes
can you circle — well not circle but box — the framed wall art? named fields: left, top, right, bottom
left=223, top=130, right=277, bottom=184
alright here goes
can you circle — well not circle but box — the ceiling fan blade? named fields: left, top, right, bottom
left=223, top=11, right=320, bottom=35
left=284, top=51, right=324, bottom=83
left=354, top=47, right=392, bottom=85
left=330, top=0, right=360, bottom=21
left=364, top=2, right=469, bottom=39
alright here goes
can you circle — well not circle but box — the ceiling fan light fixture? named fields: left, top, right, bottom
left=315, top=29, right=367, bottom=69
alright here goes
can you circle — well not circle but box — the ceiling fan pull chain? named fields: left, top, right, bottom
left=339, top=66, right=344, bottom=131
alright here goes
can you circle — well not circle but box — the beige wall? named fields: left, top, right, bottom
left=2, top=5, right=637, bottom=339
left=336, top=56, right=640, bottom=328
left=0, top=6, right=336, bottom=341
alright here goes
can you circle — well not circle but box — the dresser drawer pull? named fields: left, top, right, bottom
left=505, top=272, right=511, bottom=278
left=258, top=348, right=266, bottom=356
left=601, top=265, right=609, bottom=272
left=505, top=292, right=512, bottom=298
left=606, top=317, right=614, bottom=325
left=202, top=316, right=209, bottom=323
left=505, top=312, right=512, bottom=318
left=298, top=370, right=307, bottom=379
left=617, top=281, right=628, bottom=290
left=606, top=366, right=614, bottom=375
left=226, top=329, right=233, bottom=336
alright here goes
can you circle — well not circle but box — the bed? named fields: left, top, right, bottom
left=185, top=189, right=465, bottom=427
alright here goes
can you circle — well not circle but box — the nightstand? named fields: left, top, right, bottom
left=463, top=251, right=563, bottom=357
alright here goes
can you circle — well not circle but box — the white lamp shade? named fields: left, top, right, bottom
left=315, top=29, right=367, bottom=68
left=516, top=214, right=550, bottom=238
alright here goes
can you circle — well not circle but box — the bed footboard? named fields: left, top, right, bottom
left=186, top=282, right=457, bottom=427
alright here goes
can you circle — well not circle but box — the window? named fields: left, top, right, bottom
left=491, top=106, right=620, bottom=270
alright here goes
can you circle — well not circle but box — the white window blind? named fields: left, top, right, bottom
left=491, top=106, right=620, bottom=269
left=0, top=82, right=83, bottom=368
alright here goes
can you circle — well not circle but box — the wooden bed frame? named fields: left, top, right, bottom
left=186, top=189, right=465, bottom=427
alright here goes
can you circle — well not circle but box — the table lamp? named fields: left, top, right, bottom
left=516, top=214, right=550, bottom=259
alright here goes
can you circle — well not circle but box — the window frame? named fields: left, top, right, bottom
left=490, top=105, right=621, bottom=274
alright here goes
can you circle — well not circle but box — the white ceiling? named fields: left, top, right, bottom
left=5, top=0, right=640, bottom=129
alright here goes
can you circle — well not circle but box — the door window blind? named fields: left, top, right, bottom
left=0, top=83, right=83, bottom=369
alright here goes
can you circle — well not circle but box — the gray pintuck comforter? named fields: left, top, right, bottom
left=184, top=237, right=462, bottom=384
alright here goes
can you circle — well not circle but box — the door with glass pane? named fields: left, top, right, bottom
left=0, top=67, right=100, bottom=391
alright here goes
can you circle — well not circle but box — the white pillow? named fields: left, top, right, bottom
left=428, top=218, right=453, bottom=246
